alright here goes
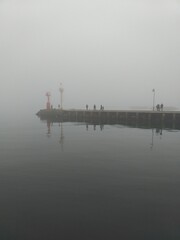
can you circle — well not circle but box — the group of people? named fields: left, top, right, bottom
left=156, top=103, right=164, bottom=111
left=86, top=104, right=104, bottom=111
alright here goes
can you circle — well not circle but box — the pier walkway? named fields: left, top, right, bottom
left=37, top=109, right=180, bottom=127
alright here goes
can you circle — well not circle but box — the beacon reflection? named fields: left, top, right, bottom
left=46, top=120, right=51, bottom=137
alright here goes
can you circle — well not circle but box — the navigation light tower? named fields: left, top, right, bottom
left=46, top=92, right=51, bottom=110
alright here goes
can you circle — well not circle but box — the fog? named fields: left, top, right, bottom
left=0, top=0, right=180, bottom=117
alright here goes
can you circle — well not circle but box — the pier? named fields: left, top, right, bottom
left=36, top=109, right=180, bottom=128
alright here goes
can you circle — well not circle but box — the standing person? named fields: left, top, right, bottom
left=160, top=103, right=163, bottom=111
left=86, top=104, right=88, bottom=110
left=156, top=104, right=158, bottom=111
left=158, top=104, right=160, bottom=111
left=94, top=104, right=96, bottom=110
left=156, top=104, right=160, bottom=111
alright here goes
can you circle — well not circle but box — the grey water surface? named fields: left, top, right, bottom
left=0, top=116, right=180, bottom=240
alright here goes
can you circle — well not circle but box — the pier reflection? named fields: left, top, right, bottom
left=42, top=119, right=172, bottom=152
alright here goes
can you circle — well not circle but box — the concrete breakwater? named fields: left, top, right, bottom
left=36, top=109, right=180, bottom=127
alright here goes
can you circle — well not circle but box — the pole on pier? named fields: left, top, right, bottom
left=59, top=83, right=64, bottom=110
left=152, top=89, right=155, bottom=111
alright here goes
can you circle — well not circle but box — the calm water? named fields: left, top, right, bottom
left=0, top=116, right=180, bottom=240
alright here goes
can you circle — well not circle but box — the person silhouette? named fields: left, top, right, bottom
left=160, top=103, right=163, bottom=111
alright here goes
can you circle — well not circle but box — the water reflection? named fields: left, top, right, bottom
left=150, top=129, right=154, bottom=151
left=156, top=127, right=163, bottom=136
left=59, top=122, right=64, bottom=152
left=46, top=120, right=51, bottom=137
left=85, top=124, right=104, bottom=131
left=150, top=127, right=163, bottom=150
left=100, top=124, right=104, bottom=131
left=43, top=120, right=168, bottom=152
left=46, top=120, right=65, bottom=150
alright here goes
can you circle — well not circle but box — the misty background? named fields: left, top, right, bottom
left=0, top=0, right=180, bottom=117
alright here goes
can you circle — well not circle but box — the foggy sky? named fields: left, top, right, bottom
left=0, top=0, right=180, bottom=116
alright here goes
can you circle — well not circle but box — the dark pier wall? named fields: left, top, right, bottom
left=37, top=109, right=180, bottom=127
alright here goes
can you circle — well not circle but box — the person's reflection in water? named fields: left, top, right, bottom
left=156, top=127, right=163, bottom=137
left=159, top=127, right=163, bottom=139
left=86, top=124, right=88, bottom=131
left=93, top=125, right=96, bottom=131
left=100, top=124, right=104, bottom=131
left=46, top=120, right=51, bottom=137
left=156, top=128, right=160, bottom=135
left=150, top=127, right=163, bottom=150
